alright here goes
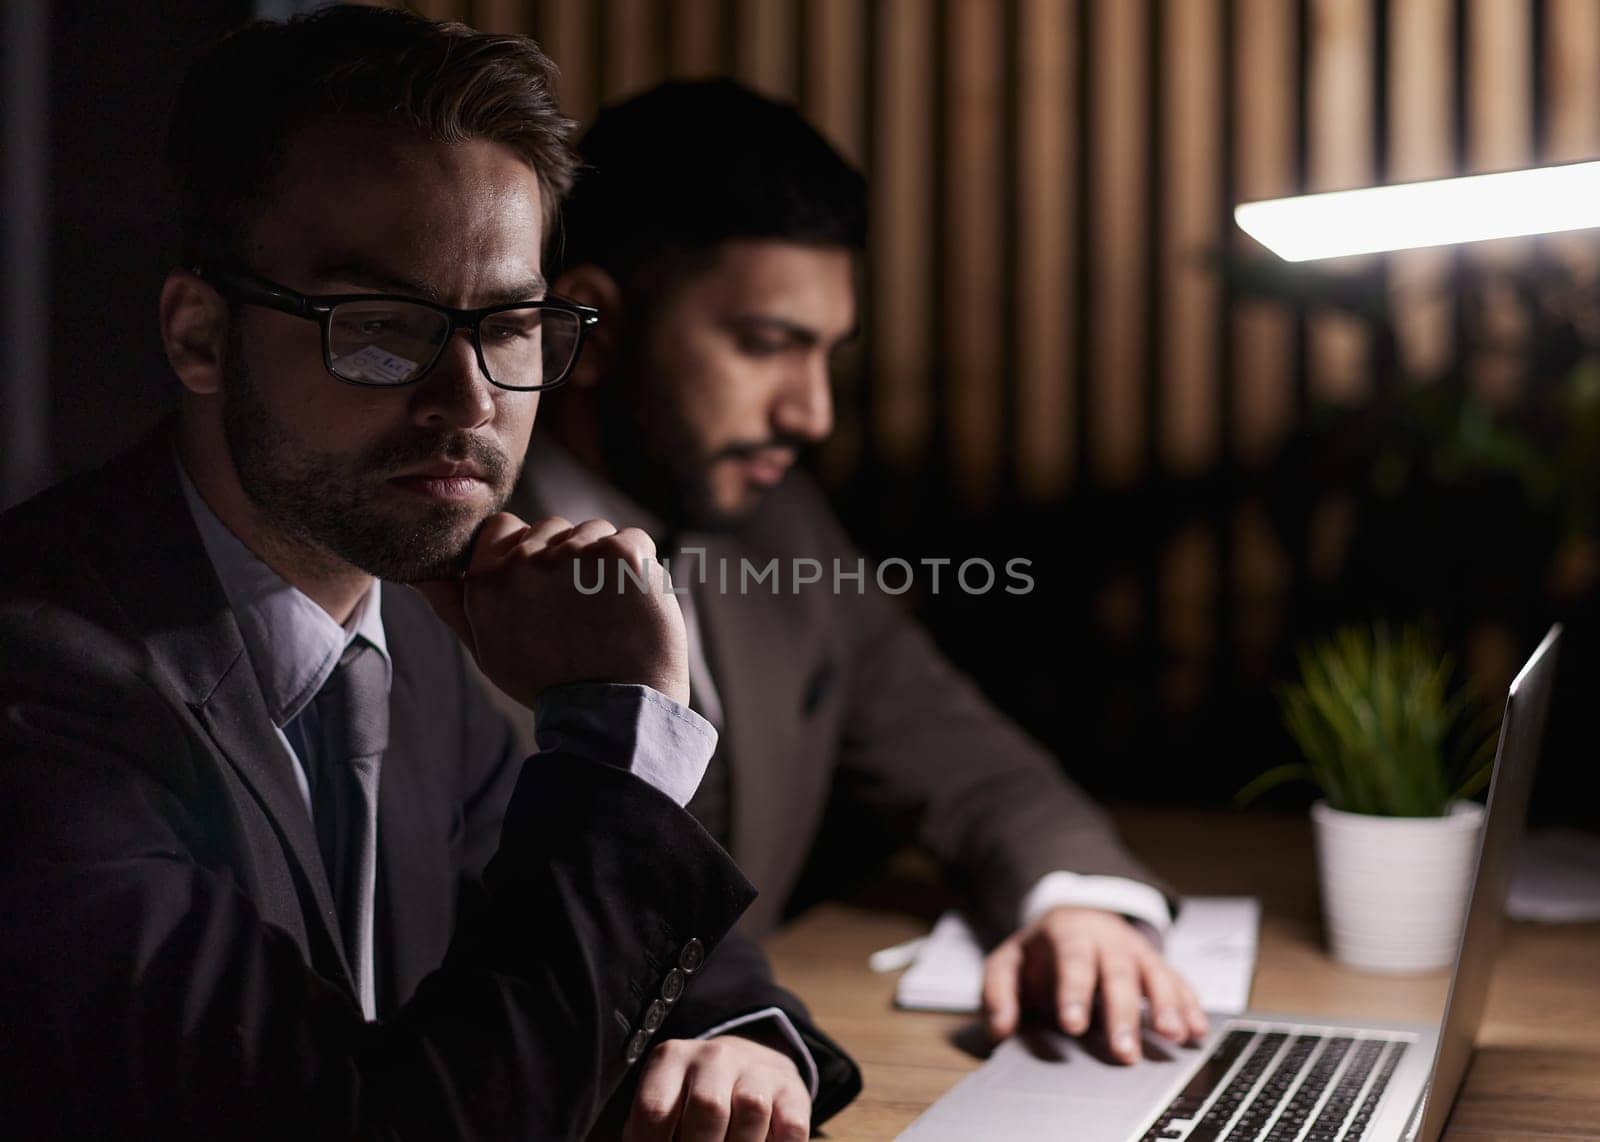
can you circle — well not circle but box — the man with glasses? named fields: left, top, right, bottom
left=0, top=11, right=856, bottom=1140
left=519, top=79, right=1210, bottom=1067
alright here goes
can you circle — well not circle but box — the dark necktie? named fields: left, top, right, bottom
left=299, top=640, right=387, bottom=1017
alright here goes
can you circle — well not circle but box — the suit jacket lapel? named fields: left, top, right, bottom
left=693, top=533, right=812, bottom=889
left=94, top=427, right=355, bottom=992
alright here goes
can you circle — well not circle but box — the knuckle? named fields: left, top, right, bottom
left=686, top=1088, right=729, bottom=1122
left=633, top=1092, right=676, bottom=1126
left=653, top=1038, right=692, bottom=1064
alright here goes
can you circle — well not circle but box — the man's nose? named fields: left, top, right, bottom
left=772, top=355, right=834, bottom=443
left=409, top=330, right=496, bottom=431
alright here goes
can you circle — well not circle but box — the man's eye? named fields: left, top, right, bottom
left=737, top=335, right=789, bottom=356
left=483, top=319, right=537, bottom=343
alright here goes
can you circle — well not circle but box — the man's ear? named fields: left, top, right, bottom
left=159, top=270, right=230, bottom=395
left=553, top=264, right=621, bottom=388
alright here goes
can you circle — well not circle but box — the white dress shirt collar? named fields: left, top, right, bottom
left=175, top=456, right=392, bottom=728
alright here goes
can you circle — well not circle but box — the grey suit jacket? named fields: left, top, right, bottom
left=516, top=460, right=1170, bottom=937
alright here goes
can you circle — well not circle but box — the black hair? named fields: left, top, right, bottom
left=558, top=78, right=866, bottom=289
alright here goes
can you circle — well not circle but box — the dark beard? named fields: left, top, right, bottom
left=221, top=349, right=511, bottom=581
left=595, top=363, right=800, bottom=535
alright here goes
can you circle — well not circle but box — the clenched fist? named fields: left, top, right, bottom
left=414, top=512, right=690, bottom=707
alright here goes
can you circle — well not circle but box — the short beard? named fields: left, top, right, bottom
left=594, top=359, right=761, bottom=534
left=221, top=347, right=511, bottom=582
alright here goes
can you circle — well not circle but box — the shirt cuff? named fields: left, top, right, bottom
left=695, top=1008, right=820, bottom=1100
left=532, top=683, right=717, bottom=808
left=1019, top=871, right=1175, bottom=937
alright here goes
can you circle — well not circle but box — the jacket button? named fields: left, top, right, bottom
left=625, top=1028, right=651, bottom=1064
left=642, top=999, right=668, bottom=1032
left=679, top=938, right=706, bottom=974
left=660, top=968, right=685, bottom=1003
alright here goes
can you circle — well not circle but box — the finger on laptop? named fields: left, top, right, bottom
left=1098, top=950, right=1144, bottom=1063
left=1052, top=934, right=1095, bottom=1037
left=1140, top=952, right=1189, bottom=1042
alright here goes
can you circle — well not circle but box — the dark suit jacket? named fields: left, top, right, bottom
left=0, top=431, right=857, bottom=1140
left=519, top=464, right=1171, bottom=938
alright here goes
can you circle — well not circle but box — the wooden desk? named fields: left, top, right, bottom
left=762, top=808, right=1600, bottom=1140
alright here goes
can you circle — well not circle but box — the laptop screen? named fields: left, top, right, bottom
left=1412, top=625, right=1560, bottom=1142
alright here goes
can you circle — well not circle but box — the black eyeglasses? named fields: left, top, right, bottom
left=196, top=264, right=599, bottom=392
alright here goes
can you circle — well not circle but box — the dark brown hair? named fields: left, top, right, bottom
left=164, top=4, right=575, bottom=266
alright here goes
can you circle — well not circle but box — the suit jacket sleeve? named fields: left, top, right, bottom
left=452, top=651, right=862, bottom=1132
left=789, top=480, right=1175, bottom=937
left=0, top=604, right=754, bottom=1142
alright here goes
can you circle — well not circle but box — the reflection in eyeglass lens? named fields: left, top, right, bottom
left=330, top=301, right=447, bottom=384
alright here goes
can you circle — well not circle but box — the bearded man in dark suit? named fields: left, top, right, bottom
left=516, top=79, right=1212, bottom=1067
left=0, top=12, right=856, bottom=1140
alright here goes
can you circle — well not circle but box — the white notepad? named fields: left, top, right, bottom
left=894, top=896, right=1260, bottom=1014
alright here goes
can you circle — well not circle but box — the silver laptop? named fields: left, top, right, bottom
left=901, top=625, right=1561, bottom=1142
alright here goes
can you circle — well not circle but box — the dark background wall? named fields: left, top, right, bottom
left=6, top=0, right=1596, bottom=822
left=2, top=0, right=251, bottom=507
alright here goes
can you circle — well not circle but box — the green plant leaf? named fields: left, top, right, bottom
left=1259, top=622, right=1489, bottom=817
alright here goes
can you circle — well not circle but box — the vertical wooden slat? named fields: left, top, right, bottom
left=1306, top=0, right=1373, bottom=405
left=735, top=0, right=796, bottom=100
left=1016, top=0, right=1075, bottom=498
left=470, top=0, right=526, bottom=32
left=1234, top=0, right=1296, bottom=465
left=1465, top=0, right=1532, bottom=405
left=604, top=0, right=660, bottom=102
left=1388, top=0, right=1455, bottom=382
left=410, top=0, right=466, bottom=20
left=1159, top=523, right=1219, bottom=715
left=670, top=0, right=723, bottom=78
left=1466, top=0, right=1532, bottom=175
left=1233, top=502, right=1291, bottom=668
left=541, top=0, right=598, bottom=125
left=803, top=0, right=865, bottom=166
left=872, top=0, right=934, bottom=473
left=1542, top=0, right=1599, bottom=271
left=1089, top=0, right=1147, bottom=488
left=946, top=0, right=1005, bottom=507
left=1545, top=0, right=1600, bottom=162
left=1163, top=0, right=1220, bottom=476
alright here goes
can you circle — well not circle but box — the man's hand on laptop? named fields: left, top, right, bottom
left=416, top=512, right=691, bottom=707
left=981, top=906, right=1209, bottom=1063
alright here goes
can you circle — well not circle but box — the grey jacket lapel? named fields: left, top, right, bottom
left=692, top=533, right=815, bottom=903
left=99, top=429, right=356, bottom=992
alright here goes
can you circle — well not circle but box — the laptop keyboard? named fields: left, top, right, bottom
left=1137, top=1026, right=1410, bottom=1142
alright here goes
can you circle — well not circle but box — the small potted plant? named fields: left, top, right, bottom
left=1241, top=624, right=1497, bottom=973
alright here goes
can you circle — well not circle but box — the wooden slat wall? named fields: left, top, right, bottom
left=419, top=0, right=1600, bottom=490
left=410, top=0, right=1600, bottom=721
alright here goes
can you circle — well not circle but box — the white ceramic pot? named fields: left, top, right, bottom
left=1311, top=800, right=1486, bottom=974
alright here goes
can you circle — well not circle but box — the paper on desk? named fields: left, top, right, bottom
left=894, top=897, right=1260, bottom=1014
left=1507, top=828, right=1600, bottom=923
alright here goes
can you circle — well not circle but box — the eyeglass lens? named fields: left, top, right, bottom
left=326, top=300, right=580, bottom=389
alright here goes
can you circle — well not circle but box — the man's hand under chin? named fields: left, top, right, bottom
left=622, top=1036, right=812, bottom=1142
left=981, top=906, right=1209, bottom=1063
left=413, top=511, right=691, bottom=707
